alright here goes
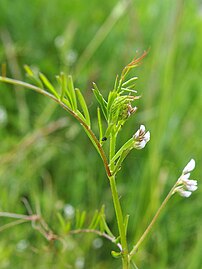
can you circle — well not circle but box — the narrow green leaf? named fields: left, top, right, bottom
left=104, top=123, right=114, bottom=139
left=99, top=217, right=105, bottom=233
left=75, top=210, right=86, bottom=229
left=59, top=72, right=66, bottom=101
left=99, top=205, right=114, bottom=237
left=75, top=88, right=91, bottom=126
left=63, top=97, right=72, bottom=108
left=107, top=92, right=118, bottom=122
left=24, top=65, right=44, bottom=88
left=97, top=107, right=103, bottom=143
left=122, top=77, right=138, bottom=87
left=124, top=214, right=129, bottom=236
left=92, top=215, right=100, bottom=230
left=57, top=73, right=73, bottom=109
left=110, top=137, right=134, bottom=164
left=116, top=77, right=123, bottom=93
left=120, top=87, right=137, bottom=93
left=76, top=110, right=88, bottom=124
left=111, top=148, right=130, bottom=175
left=39, top=72, right=59, bottom=98
left=79, top=211, right=86, bottom=229
left=57, top=212, right=71, bottom=233
left=57, top=213, right=66, bottom=231
left=24, top=65, right=34, bottom=77
left=101, top=216, right=114, bottom=238
left=113, top=75, right=119, bottom=91
left=67, top=75, right=77, bottom=111
left=99, top=205, right=106, bottom=233
left=65, top=221, right=71, bottom=233
left=107, top=91, right=117, bottom=117
left=92, top=83, right=107, bottom=120
left=75, top=209, right=80, bottom=229
left=89, top=210, right=99, bottom=229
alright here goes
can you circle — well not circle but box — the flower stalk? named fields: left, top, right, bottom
left=129, top=158, right=197, bottom=259
left=129, top=184, right=176, bottom=259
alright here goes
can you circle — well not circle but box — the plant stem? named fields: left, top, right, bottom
left=108, top=132, right=129, bottom=268
left=0, top=76, right=111, bottom=177
left=69, top=228, right=122, bottom=251
left=109, top=175, right=129, bottom=268
left=109, top=132, right=116, bottom=171
left=129, top=184, right=177, bottom=259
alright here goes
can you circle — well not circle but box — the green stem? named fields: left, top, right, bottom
left=109, top=175, right=129, bottom=269
left=0, top=76, right=111, bottom=177
left=109, top=132, right=116, bottom=171
left=108, top=132, right=130, bottom=268
left=129, top=184, right=177, bottom=259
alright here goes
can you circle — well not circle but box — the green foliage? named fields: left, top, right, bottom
left=0, top=0, right=202, bottom=268
left=92, top=82, right=108, bottom=120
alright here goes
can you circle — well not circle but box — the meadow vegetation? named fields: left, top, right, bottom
left=0, top=0, right=201, bottom=268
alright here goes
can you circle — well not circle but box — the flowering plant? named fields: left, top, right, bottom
left=0, top=53, right=198, bottom=269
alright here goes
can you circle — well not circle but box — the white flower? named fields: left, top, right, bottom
left=133, top=125, right=150, bottom=149
left=182, top=178, right=198, bottom=191
left=175, top=187, right=192, bottom=198
left=183, top=159, right=195, bottom=174
left=174, top=159, right=197, bottom=198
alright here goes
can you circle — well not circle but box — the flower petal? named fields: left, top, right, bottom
left=186, top=185, right=198, bottom=191
left=186, top=179, right=197, bottom=186
left=181, top=173, right=190, bottom=180
left=177, top=189, right=192, bottom=198
left=144, top=131, right=150, bottom=142
left=140, top=125, right=145, bottom=132
left=135, top=140, right=146, bottom=149
left=183, top=159, right=195, bottom=174
left=134, top=130, right=140, bottom=139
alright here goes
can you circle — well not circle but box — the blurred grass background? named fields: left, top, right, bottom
left=0, top=0, right=202, bottom=268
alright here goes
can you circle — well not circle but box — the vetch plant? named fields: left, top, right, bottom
left=0, top=52, right=198, bottom=269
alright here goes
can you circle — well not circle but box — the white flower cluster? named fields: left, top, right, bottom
left=174, top=159, right=197, bottom=198
left=133, top=125, right=150, bottom=149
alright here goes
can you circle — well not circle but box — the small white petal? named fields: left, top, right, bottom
left=181, top=173, right=190, bottom=180
left=186, top=185, right=198, bottom=191
left=135, top=140, right=146, bottom=149
left=140, top=125, right=145, bottom=132
left=134, top=130, right=140, bottom=139
left=144, top=131, right=150, bottom=142
left=177, top=189, right=192, bottom=198
left=139, top=140, right=146, bottom=148
left=183, top=159, right=195, bottom=174
left=186, top=179, right=197, bottom=186
left=182, top=179, right=197, bottom=186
